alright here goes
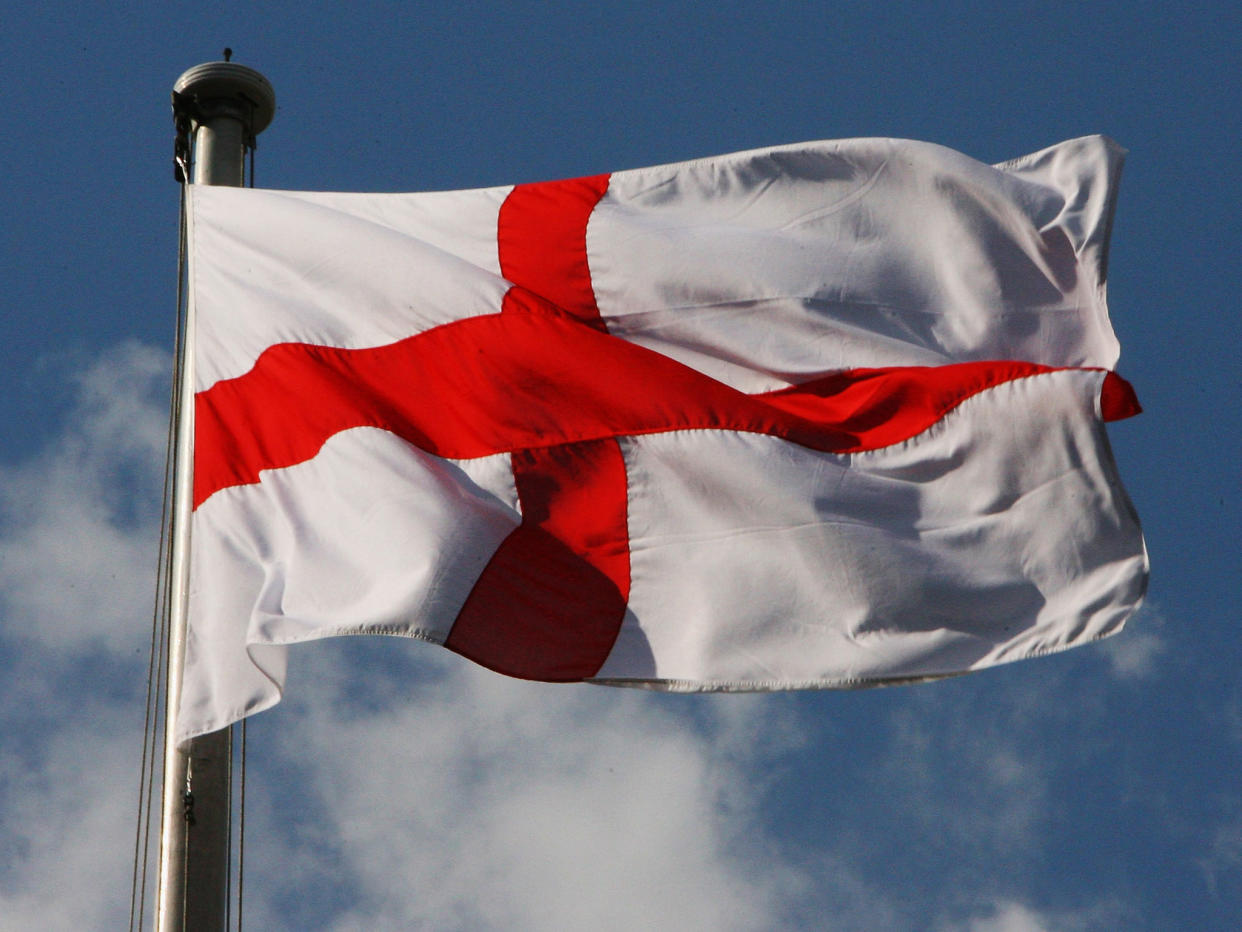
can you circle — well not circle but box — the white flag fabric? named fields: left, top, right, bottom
left=181, top=135, right=1147, bottom=743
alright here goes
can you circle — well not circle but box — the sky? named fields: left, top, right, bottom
left=0, top=1, right=1239, bottom=929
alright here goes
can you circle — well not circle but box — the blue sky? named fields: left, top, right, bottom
left=1, top=2, right=1239, bottom=929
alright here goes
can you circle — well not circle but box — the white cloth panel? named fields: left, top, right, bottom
left=189, top=184, right=511, bottom=390
left=596, top=368, right=1145, bottom=685
left=588, top=136, right=1123, bottom=393
left=182, top=430, right=519, bottom=739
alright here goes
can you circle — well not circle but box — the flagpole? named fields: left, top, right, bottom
left=157, top=56, right=275, bottom=932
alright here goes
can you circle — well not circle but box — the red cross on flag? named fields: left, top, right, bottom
left=180, top=135, right=1147, bottom=743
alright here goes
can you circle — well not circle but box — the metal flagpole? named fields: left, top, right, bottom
left=157, top=56, right=275, bottom=932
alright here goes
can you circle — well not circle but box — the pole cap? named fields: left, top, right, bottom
left=173, top=60, right=276, bottom=136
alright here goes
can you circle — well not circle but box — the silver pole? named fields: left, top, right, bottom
left=157, top=58, right=275, bottom=932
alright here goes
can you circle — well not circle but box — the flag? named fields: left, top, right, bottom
left=180, top=135, right=1147, bottom=743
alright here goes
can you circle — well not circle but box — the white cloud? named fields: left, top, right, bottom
left=1198, top=809, right=1242, bottom=903
left=937, top=898, right=1133, bottom=932
left=875, top=684, right=1053, bottom=860
left=237, top=645, right=822, bottom=931
left=1097, top=603, right=1167, bottom=682
left=957, top=900, right=1053, bottom=932
left=0, top=705, right=144, bottom=932
left=0, top=340, right=168, bottom=654
left=0, top=342, right=168, bottom=931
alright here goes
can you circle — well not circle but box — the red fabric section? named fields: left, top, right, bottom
left=445, top=439, right=630, bottom=679
left=457, top=177, right=619, bottom=679
left=194, top=291, right=1064, bottom=509
left=498, top=175, right=610, bottom=322
left=1100, top=371, right=1142, bottom=421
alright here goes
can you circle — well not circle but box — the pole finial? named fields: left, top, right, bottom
left=172, top=60, right=276, bottom=137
